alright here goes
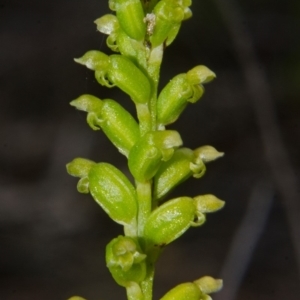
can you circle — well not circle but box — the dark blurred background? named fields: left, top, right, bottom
left=1, top=0, right=300, bottom=299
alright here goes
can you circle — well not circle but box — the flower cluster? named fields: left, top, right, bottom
left=67, top=1, right=224, bottom=299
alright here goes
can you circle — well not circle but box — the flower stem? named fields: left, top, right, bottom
left=148, top=44, right=163, bottom=131
left=140, top=263, right=155, bottom=300
left=136, top=180, right=152, bottom=237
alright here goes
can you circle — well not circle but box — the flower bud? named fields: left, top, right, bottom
left=186, top=65, right=216, bottom=85
left=193, top=145, right=224, bottom=163
left=150, top=0, right=186, bottom=47
left=116, top=27, right=148, bottom=68
left=153, top=148, right=206, bottom=201
left=66, top=157, right=96, bottom=178
left=75, top=51, right=151, bottom=104
left=157, top=74, right=193, bottom=126
left=71, top=95, right=140, bottom=156
left=74, top=50, right=109, bottom=71
left=128, top=131, right=182, bottom=182
left=94, top=14, right=119, bottom=35
left=88, top=163, right=137, bottom=228
left=115, top=26, right=136, bottom=57
left=101, top=55, right=151, bottom=104
left=67, top=297, right=87, bottom=300
left=160, top=276, right=223, bottom=300
left=114, top=0, right=146, bottom=41
left=100, top=99, right=140, bottom=155
left=143, top=197, right=196, bottom=246
left=194, top=194, right=225, bottom=214
left=194, top=276, right=223, bottom=294
left=106, top=236, right=147, bottom=287
left=70, top=94, right=103, bottom=120
left=157, top=65, right=216, bottom=126
left=94, top=14, right=120, bottom=52
left=160, top=282, right=202, bottom=300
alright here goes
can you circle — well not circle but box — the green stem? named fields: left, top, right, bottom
left=136, top=44, right=163, bottom=135
left=140, top=262, right=155, bottom=300
left=136, top=180, right=152, bottom=237
left=129, top=43, right=164, bottom=300
left=135, top=180, right=154, bottom=299
left=136, top=103, right=152, bottom=136
left=148, top=44, right=164, bottom=131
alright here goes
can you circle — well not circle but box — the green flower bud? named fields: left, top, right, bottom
left=75, top=50, right=114, bottom=87
left=97, top=55, right=151, bottom=104
left=99, top=99, right=140, bottom=156
left=116, top=26, right=136, bottom=57
left=74, top=50, right=109, bottom=72
left=157, top=65, right=216, bottom=126
left=150, top=0, right=186, bottom=47
left=66, top=158, right=96, bottom=194
left=114, top=0, right=146, bottom=41
left=153, top=148, right=206, bottom=201
left=106, top=55, right=151, bottom=104
left=108, top=0, right=116, bottom=10
left=70, top=94, right=103, bottom=120
left=157, top=74, right=193, bottom=126
left=128, top=131, right=182, bottom=182
left=106, top=236, right=146, bottom=271
left=143, top=197, right=196, bottom=246
left=129, top=139, right=161, bottom=182
left=186, top=65, right=216, bottom=85
left=67, top=297, right=87, bottom=300
left=94, top=14, right=147, bottom=63
left=94, top=14, right=119, bottom=35
left=71, top=95, right=140, bottom=156
left=193, top=145, right=224, bottom=163
left=94, top=15, right=120, bottom=52
left=194, top=194, right=225, bottom=214
left=116, top=27, right=148, bottom=69
left=194, top=276, right=223, bottom=294
left=106, top=236, right=147, bottom=287
left=160, top=282, right=202, bottom=300
left=88, top=163, right=137, bottom=229
left=75, top=52, right=151, bottom=104
left=66, top=157, right=96, bottom=178
left=160, top=276, right=223, bottom=300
